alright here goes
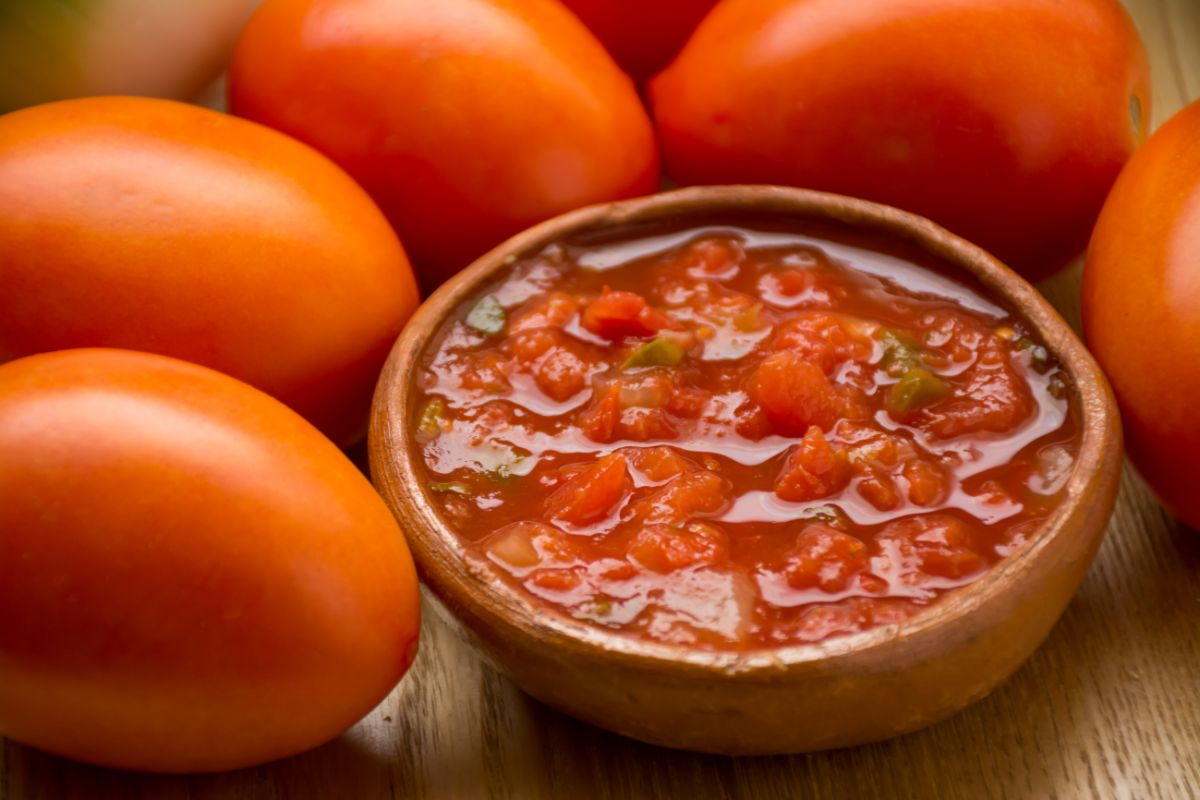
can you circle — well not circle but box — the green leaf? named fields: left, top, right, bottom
left=622, top=337, right=686, bottom=370
left=887, top=368, right=950, bottom=415
left=466, top=295, right=506, bottom=336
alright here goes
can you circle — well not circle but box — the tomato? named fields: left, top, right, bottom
left=558, top=0, right=719, bottom=81
left=650, top=0, right=1150, bottom=280
left=0, top=97, right=418, bottom=446
left=0, top=349, right=421, bottom=772
left=0, top=0, right=257, bottom=113
left=1082, top=100, right=1200, bottom=529
left=228, top=0, right=660, bottom=289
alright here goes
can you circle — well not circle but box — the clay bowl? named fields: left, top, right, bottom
left=369, top=186, right=1122, bottom=755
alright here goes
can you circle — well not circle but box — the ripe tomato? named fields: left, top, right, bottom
left=558, top=0, right=719, bottom=81
left=0, top=97, right=418, bottom=446
left=650, top=0, right=1149, bottom=280
left=228, top=0, right=660, bottom=289
left=1083, top=100, right=1200, bottom=529
left=0, top=349, right=421, bottom=773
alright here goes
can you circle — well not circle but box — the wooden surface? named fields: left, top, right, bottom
left=3, top=1, right=1199, bottom=797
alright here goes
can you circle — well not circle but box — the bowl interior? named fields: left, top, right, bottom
left=369, top=185, right=1117, bottom=675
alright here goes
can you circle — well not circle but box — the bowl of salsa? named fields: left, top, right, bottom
left=369, top=186, right=1121, bottom=754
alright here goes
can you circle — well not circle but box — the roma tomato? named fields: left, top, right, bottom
left=0, top=97, right=418, bottom=446
left=1083, top=100, right=1200, bottom=529
left=228, top=0, right=660, bottom=289
left=0, top=349, right=421, bottom=773
left=558, top=0, right=719, bottom=81
left=650, top=0, right=1150, bottom=279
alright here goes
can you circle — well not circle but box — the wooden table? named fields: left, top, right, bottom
left=4, top=1, right=1199, bottom=797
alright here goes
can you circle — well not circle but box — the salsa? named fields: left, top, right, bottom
left=410, top=222, right=1078, bottom=650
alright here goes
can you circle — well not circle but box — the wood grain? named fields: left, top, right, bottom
left=3, top=0, right=1198, bottom=796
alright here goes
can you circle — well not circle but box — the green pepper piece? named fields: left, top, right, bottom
left=466, top=295, right=506, bottom=336
left=429, top=482, right=469, bottom=495
left=622, top=337, right=686, bottom=370
left=887, top=368, right=950, bottom=414
left=879, top=329, right=923, bottom=376
left=417, top=398, right=447, bottom=436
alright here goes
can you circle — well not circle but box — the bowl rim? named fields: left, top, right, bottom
left=369, top=184, right=1119, bottom=677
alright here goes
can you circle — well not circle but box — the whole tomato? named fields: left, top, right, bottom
left=650, top=0, right=1150, bottom=280
left=1083, top=100, right=1200, bottom=529
left=0, top=349, right=421, bottom=772
left=228, top=0, right=660, bottom=289
left=0, top=97, right=418, bottom=447
left=558, top=0, right=719, bottom=81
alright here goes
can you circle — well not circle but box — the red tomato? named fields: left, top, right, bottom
left=0, top=97, right=418, bottom=447
left=1083, top=100, right=1200, bottom=529
left=650, top=0, right=1150, bottom=279
left=0, top=349, right=420, bottom=772
left=229, top=0, right=660, bottom=289
left=558, top=0, right=719, bottom=80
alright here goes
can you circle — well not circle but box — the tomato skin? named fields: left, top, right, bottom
left=558, top=0, right=719, bottom=80
left=229, top=0, right=660, bottom=288
left=650, top=0, right=1149, bottom=279
left=0, top=349, right=421, bottom=773
left=0, top=97, right=418, bottom=446
left=1082, top=100, right=1200, bottom=529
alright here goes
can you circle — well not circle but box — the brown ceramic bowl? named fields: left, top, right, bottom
left=368, top=186, right=1122, bottom=755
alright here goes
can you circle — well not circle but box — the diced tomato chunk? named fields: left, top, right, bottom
left=628, top=522, right=730, bottom=573
left=528, top=568, right=583, bottom=593
left=582, top=289, right=672, bottom=340
left=510, top=327, right=558, bottom=362
left=903, top=459, right=948, bottom=506
left=678, top=237, right=742, bottom=278
left=772, top=312, right=867, bottom=374
left=626, top=446, right=695, bottom=482
left=909, top=311, right=1035, bottom=439
left=747, top=351, right=844, bottom=434
left=459, top=353, right=511, bottom=395
left=855, top=465, right=901, bottom=512
left=619, top=407, right=679, bottom=441
left=545, top=453, right=630, bottom=526
left=628, top=470, right=727, bottom=525
left=666, top=384, right=710, bottom=418
left=532, top=345, right=589, bottom=401
left=774, top=426, right=851, bottom=502
left=919, top=343, right=1035, bottom=438
left=875, top=514, right=986, bottom=580
left=783, top=524, right=868, bottom=593
left=509, top=291, right=579, bottom=333
left=579, top=382, right=621, bottom=443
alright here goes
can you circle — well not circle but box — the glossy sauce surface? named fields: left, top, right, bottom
left=411, top=223, right=1078, bottom=650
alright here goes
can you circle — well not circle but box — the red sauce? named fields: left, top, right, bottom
left=411, top=222, right=1078, bottom=650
